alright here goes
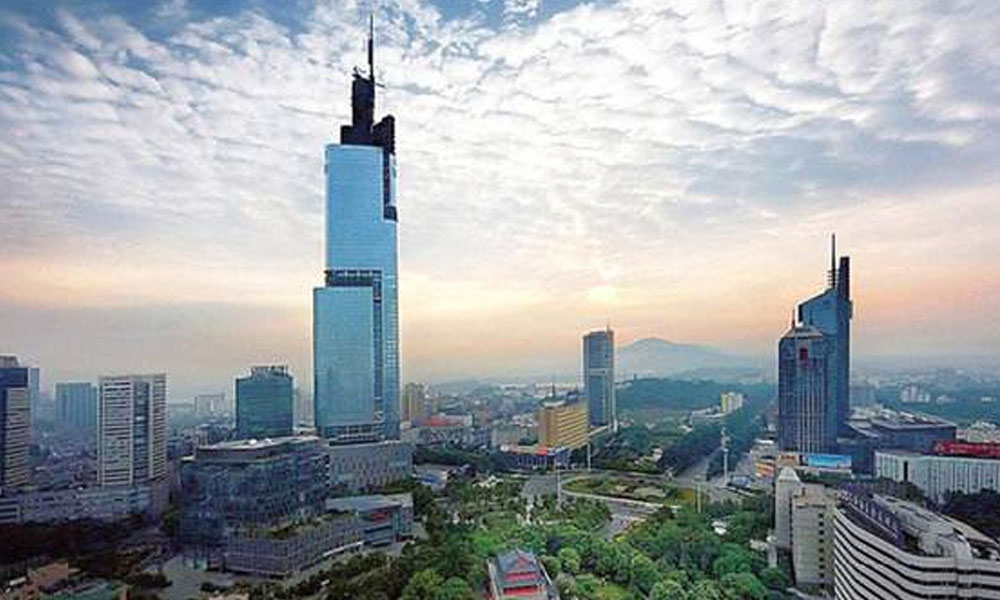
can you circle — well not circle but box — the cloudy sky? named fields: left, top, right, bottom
left=2, top=0, right=999, bottom=397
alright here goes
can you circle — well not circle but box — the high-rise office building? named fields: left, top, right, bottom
left=537, top=398, right=589, bottom=450
left=314, top=20, right=399, bottom=443
left=236, top=366, right=294, bottom=439
left=798, top=236, right=852, bottom=435
left=583, top=327, right=615, bottom=431
left=98, top=374, right=167, bottom=487
left=0, top=356, right=30, bottom=493
left=778, top=324, right=836, bottom=453
left=401, top=383, right=428, bottom=425
left=26, top=366, right=45, bottom=425
left=55, top=382, right=98, bottom=431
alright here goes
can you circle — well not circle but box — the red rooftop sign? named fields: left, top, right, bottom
left=933, top=440, right=1000, bottom=459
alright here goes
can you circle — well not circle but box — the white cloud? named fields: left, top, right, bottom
left=0, top=0, right=999, bottom=387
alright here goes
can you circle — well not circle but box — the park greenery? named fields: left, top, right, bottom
left=0, top=517, right=140, bottom=568
left=562, top=475, right=695, bottom=507
left=246, top=473, right=788, bottom=600
left=590, top=421, right=685, bottom=473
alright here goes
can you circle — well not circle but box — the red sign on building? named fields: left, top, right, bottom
left=932, top=440, right=1000, bottom=459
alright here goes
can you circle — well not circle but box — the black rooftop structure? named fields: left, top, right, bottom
left=340, top=15, right=395, bottom=155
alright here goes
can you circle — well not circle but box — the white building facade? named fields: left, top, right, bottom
left=98, top=374, right=167, bottom=487
left=834, top=492, right=1000, bottom=599
left=875, top=450, right=1000, bottom=504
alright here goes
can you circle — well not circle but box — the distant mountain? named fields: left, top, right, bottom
left=617, top=337, right=762, bottom=378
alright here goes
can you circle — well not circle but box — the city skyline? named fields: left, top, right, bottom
left=2, top=1, right=1000, bottom=395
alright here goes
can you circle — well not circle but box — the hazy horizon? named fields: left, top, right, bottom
left=2, top=0, right=999, bottom=398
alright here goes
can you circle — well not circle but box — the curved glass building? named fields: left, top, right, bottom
left=314, top=24, right=399, bottom=443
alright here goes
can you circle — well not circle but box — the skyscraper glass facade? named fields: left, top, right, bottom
left=235, top=366, right=294, bottom=439
left=778, top=325, right=836, bottom=453
left=55, top=382, right=98, bottom=431
left=798, top=239, right=852, bottom=435
left=313, top=31, right=399, bottom=443
left=583, top=328, right=615, bottom=430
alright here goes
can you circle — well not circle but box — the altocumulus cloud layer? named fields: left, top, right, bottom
left=1, top=0, right=999, bottom=393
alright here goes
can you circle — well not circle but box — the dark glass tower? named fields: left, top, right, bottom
left=778, top=324, right=835, bottom=453
left=236, top=366, right=294, bottom=439
left=797, top=236, right=852, bottom=435
left=583, top=327, right=616, bottom=431
left=313, top=18, right=399, bottom=443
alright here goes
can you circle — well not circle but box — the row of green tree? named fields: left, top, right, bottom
left=941, top=490, right=1000, bottom=539
left=618, top=378, right=773, bottom=413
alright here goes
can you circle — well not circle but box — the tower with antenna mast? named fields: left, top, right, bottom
left=314, top=12, right=401, bottom=443
left=779, top=235, right=853, bottom=453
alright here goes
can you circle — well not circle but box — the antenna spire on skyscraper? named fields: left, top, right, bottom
left=368, top=12, right=374, bottom=82
left=828, top=233, right=837, bottom=288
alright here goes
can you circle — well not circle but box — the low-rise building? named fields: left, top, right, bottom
left=841, top=408, right=956, bottom=474
left=326, top=493, right=413, bottom=546
left=961, top=421, right=1000, bottom=443
left=487, top=549, right=558, bottom=600
left=0, top=562, right=126, bottom=600
left=218, top=494, right=412, bottom=577
left=221, top=513, right=363, bottom=577
left=0, top=480, right=168, bottom=525
left=326, top=440, right=412, bottom=493
left=497, top=445, right=570, bottom=471
left=875, top=441, right=1000, bottom=504
left=834, top=490, right=1000, bottom=599
left=179, top=435, right=413, bottom=576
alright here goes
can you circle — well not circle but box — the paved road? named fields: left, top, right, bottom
left=522, top=472, right=662, bottom=539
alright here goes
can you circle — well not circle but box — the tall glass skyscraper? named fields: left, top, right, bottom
left=314, top=21, right=399, bottom=443
left=797, top=236, right=852, bottom=435
left=583, top=327, right=616, bottom=431
left=778, top=324, right=835, bottom=453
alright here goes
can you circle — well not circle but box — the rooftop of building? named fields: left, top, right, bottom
left=781, top=323, right=825, bottom=339
left=875, top=448, right=923, bottom=457
left=204, top=435, right=317, bottom=449
left=499, top=444, right=569, bottom=456
left=777, top=466, right=801, bottom=483
left=496, top=549, right=543, bottom=576
left=840, top=491, right=1000, bottom=562
left=326, top=493, right=412, bottom=513
left=848, top=407, right=955, bottom=434
left=187, top=435, right=322, bottom=463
